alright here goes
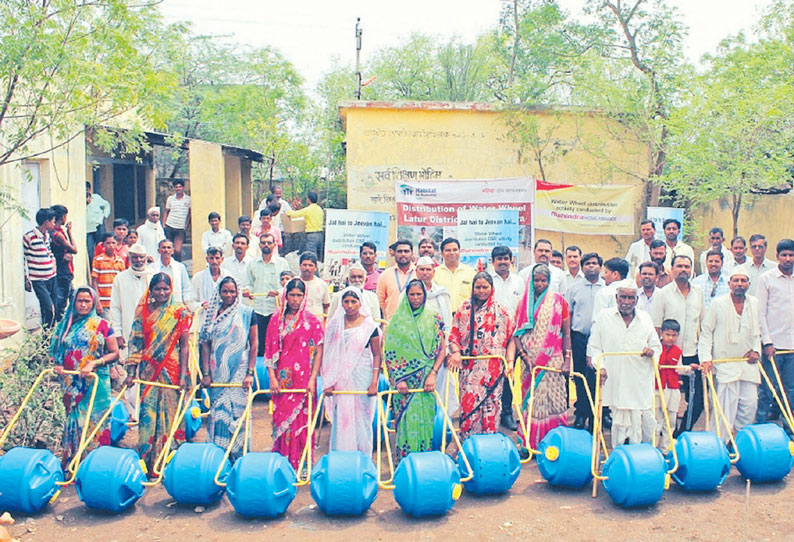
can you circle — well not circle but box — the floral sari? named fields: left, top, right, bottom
left=514, top=264, right=568, bottom=449
left=126, top=289, right=192, bottom=472
left=265, top=284, right=324, bottom=469
left=383, top=286, right=444, bottom=463
left=450, top=294, right=514, bottom=441
left=50, top=287, right=114, bottom=464
left=199, top=289, right=255, bottom=459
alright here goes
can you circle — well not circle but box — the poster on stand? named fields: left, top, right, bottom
left=457, top=209, right=520, bottom=269
left=322, top=209, right=390, bottom=289
left=534, top=180, right=636, bottom=236
left=646, top=206, right=685, bottom=241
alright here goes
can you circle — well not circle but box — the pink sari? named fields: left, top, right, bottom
left=514, top=272, right=568, bottom=450
left=265, top=286, right=324, bottom=469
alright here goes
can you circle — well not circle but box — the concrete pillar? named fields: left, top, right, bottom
left=241, top=160, right=253, bottom=218
left=224, top=154, right=242, bottom=229
left=145, top=166, right=156, bottom=212
left=188, top=140, right=225, bottom=270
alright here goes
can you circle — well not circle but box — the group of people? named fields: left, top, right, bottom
left=22, top=196, right=794, bottom=470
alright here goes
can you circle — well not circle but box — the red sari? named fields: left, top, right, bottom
left=449, top=294, right=514, bottom=441
left=265, top=289, right=324, bottom=469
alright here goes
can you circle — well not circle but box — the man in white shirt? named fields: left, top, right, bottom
left=149, top=239, right=191, bottom=303
left=698, top=265, right=761, bottom=441
left=625, top=219, right=656, bottom=277
left=201, top=212, right=233, bottom=258
left=489, top=246, right=524, bottom=319
left=563, top=246, right=584, bottom=291
left=591, top=258, right=630, bottom=322
left=244, top=232, right=290, bottom=355
left=637, top=262, right=659, bottom=314
left=589, top=282, right=662, bottom=448
left=519, top=239, right=565, bottom=294
left=226, top=233, right=255, bottom=291
left=756, top=238, right=794, bottom=426
left=729, top=236, right=749, bottom=269
left=651, top=254, right=705, bottom=434
left=699, top=227, right=732, bottom=275
left=746, top=234, right=776, bottom=296
left=136, top=207, right=165, bottom=261
left=109, top=243, right=153, bottom=419
left=328, top=263, right=381, bottom=321
left=190, top=247, right=233, bottom=327
left=299, top=251, right=330, bottom=317
left=661, top=218, right=695, bottom=272
left=163, top=179, right=191, bottom=261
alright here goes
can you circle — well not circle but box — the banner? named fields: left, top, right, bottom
left=646, top=206, right=685, bottom=241
left=457, top=209, right=520, bottom=268
left=534, top=180, right=636, bottom=235
left=394, top=178, right=534, bottom=265
left=322, top=210, right=390, bottom=288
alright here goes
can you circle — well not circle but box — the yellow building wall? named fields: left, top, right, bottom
left=188, top=140, right=225, bottom=269
left=341, top=103, right=651, bottom=263
left=224, top=155, right=242, bottom=230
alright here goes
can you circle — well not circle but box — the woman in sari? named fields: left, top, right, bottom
left=265, top=278, right=324, bottom=469
left=125, top=273, right=193, bottom=472
left=383, top=279, right=446, bottom=463
left=512, top=263, right=572, bottom=450
left=199, top=277, right=257, bottom=459
left=51, top=287, right=119, bottom=466
left=321, top=286, right=381, bottom=454
left=447, top=272, right=515, bottom=441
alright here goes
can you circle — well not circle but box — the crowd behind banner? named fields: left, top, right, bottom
left=20, top=181, right=794, bottom=470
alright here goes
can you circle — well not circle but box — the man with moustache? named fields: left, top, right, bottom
left=651, top=255, right=705, bottom=435
left=149, top=239, right=192, bottom=303
left=328, top=263, right=381, bottom=320
left=245, top=233, right=290, bottom=355
left=661, top=218, right=695, bottom=271
left=376, top=239, right=415, bottom=320
left=360, top=242, right=381, bottom=291
left=637, top=262, right=659, bottom=314
left=418, top=238, right=437, bottom=262
left=698, top=266, right=761, bottom=441
left=649, top=240, right=672, bottom=287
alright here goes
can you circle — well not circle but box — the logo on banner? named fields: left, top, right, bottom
left=399, top=184, right=414, bottom=196
left=400, top=183, right=439, bottom=200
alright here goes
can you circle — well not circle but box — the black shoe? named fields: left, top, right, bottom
left=602, top=412, right=613, bottom=430
left=500, top=413, right=518, bottom=431
left=573, top=415, right=586, bottom=430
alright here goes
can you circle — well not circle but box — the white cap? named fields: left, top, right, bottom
left=614, top=278, right=639, bottom=293
left=128, top=242, right=147, bottom=255
left=416, top=256, right=435, bottom=267
left=147, top=206, right=160, bottom=215
left=729, top=265, right=750, bottom=280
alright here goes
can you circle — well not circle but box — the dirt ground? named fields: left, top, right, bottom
left=7, top=398, right=794, bottom=542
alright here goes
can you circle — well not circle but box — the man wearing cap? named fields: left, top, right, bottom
left=109, top=243, right=154, bottom=416
left=137, top=206, right=166, bottom=261
left=589, top=281, right=662, bottom=448
left=698, top=265, right=761, bottom=441
left=328, top=263, right=381, bottom=321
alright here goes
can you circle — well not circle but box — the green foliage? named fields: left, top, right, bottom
left=0, top=330, right=65, bottom=451
left=0, top=0, right=179, bottom=167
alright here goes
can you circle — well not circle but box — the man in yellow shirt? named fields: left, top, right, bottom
left=434, top=238, right=476, bottom=313
left=287, top=191, right=324, bottom=259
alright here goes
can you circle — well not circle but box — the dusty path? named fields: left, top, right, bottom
left=10, top=400, right=794, bottom=542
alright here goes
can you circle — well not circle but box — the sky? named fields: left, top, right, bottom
left=158, top=0, right=774, bottom=90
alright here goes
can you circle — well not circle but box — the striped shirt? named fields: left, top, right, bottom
left=92, top=252, right=126, bottom=309
left=165, top=194, right=191, bottom=229
left=23, top=228, right=56, bottom=281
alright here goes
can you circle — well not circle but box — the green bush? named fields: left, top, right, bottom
left=0, top=329, right=64, bottom=452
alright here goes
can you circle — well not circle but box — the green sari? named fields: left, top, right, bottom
left=384, top=286, right=443, bottom=463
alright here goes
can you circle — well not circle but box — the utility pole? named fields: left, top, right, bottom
left=355, top=18, right=362, bottom=100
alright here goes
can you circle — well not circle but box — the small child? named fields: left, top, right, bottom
left=655, top=319, right=691, bottom=449
left=125, top=229, right=139, bottom=247
left=280, top=270, right=294, bottom=288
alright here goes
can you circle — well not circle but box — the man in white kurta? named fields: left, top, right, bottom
left=108, top=243, right=153, bottom=418
left=589, top=284, right=662, bottom=448
left=328, top=263, right=381, bottom=322
left=697, top=266, right=761, bottom=441
left=148, top=239, right=192, bottom=303
left=136, top=207, right=166, bottom=261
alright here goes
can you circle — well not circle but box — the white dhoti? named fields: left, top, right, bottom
left=611, top=408, right=656, bottom=449
left=714, top=380, right=758, bottom=442
left=436, top=365, right=460, bottom=416
left=654, top=387, right=681, bottom=451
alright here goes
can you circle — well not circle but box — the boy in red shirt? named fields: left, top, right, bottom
left=655, top=319, right=695, bottom=449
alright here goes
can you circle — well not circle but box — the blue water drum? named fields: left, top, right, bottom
left=110, top=402, right=129, bottom=444
left=735, top=423, right=794, bottom=482
left=75, top=446, right=146, bottom=512
left=537, top=426, right=593, bottom=488
left=226, top=452, right=297, bottom=518
left=254, top=356, right=270, bottom=397
left=163, top=443, right=230, bottom=505
left=458, top=433, right=520, bottom=495
left=602, top=443, right=667, bottom=508
left=671, top=431, right=731, bottom=491
left=0, top=448, right=64, bottom=514
left=431, top=408, right=453, bottom=451
left=183, top=399, right=203, bottom=441
left=310, top=451, right=378, bottom=516
left=393, top=451, right=462, bottom=517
